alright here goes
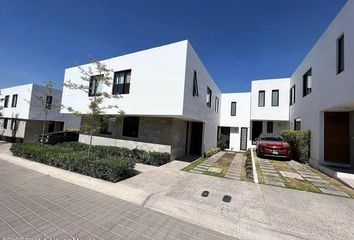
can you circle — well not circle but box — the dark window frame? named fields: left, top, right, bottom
left=88, top=75, right=103, bottom=97
left=206, top=87, right=212, bottom=108
left=271, top=90, right=279, bottom=107
left=294, top=118, right=301, bottom=130
left=122, top=117, right=139, bottom=138
left=337, top=34, right=344, bottom=74
left=258, top=90, right=265, bottom=107
left=11, top=94, right=18, bottom=107
left=290, top=85, right=296, bottom=106
left=303, top=69, right=312, bottom=97
left=112, top=69, right=131, bottom=95
left=231, top=102, right=237, bottom=116
left=192, top=71, right=199, bottom=97
left=45, top=96, right=53, bottom=110
left=4, top=95, right=9, bottom=108
left=3, top=118, right=8, bottom=129
left=267, top=121, right=273, bottom=133
left=215, top=97, right=219, bottom=113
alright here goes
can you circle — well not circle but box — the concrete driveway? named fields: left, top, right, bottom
left=0, top=159, right=236, bottom=240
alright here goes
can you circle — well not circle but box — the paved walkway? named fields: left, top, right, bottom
left=0, top=159, right=236, bottom=240
left=225, top=153, right=243, bottom=180
left=190, top=151, right=224, bottom=174
left=258, top=159, right=285, bottom=187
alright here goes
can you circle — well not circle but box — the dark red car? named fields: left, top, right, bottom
left=256, top=134, right=291, bottom=159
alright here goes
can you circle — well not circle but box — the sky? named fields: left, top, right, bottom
left=0, top=0, right=348, bottom=93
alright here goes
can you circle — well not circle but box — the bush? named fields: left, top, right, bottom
left=217, top=135, right=228, bottom=150
left=281, top=130, right=311, bottom=163
left=204, top=147, right=220, bottom=158
left=11, top=143, right=136, bottom=182
left=57, top=142, right=170, bottom=166
left=244, top=149, right=253, bottom=180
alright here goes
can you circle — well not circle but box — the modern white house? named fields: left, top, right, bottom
left=0, top=84, right=80, bottom=142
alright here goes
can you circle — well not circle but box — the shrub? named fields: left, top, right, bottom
left=11, top=143, right=136, bottom=182
left=217, top=135, right=228, bottom=150
left=281, top=130, right=311, bottom=163
left=244, top=149, right=253, bottom=180
left=56, top=142, right=170, bottom=166
left=204, top=147, right=220, bottom=158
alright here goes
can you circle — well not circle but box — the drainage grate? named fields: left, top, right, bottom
left=201, top=191, right=209, bottom=197
left=222, top=195, right=232, bottom=202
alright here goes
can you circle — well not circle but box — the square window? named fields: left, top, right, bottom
left=113, top=70, right=131, bottom=95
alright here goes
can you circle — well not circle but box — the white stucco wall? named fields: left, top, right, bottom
left=251, top=78, right=290, bottom=121
left=289, top=0, right=354, bottom=166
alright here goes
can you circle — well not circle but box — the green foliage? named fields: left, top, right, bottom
left=204, top=147, right=220, bottom=158
left=11, top=143, right=136, bottom=182
left=57, top=142, right=170, bottom=166
left=217, top=135, right=228, bottom=150
left=281, top=130, right=311, bottom=163
left=244, top=149, right=253, bottom=179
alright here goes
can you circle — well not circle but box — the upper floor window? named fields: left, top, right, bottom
left=4, top=95, right=9, bottom=108
left=113, top=70, right=131, bottom=95
left=206, top=87, right=212, bottom=108
left=122, top=117, right=139, bottom=138
left=271, top=90, right=279, bottom=107
left=303, top=69, right=312, bottom=97
left=46, top=96, right=53, bottom=110
left=258, top=90, right=265, bottom=107
left=231, top=102, right=237, bottom=116
left=215, top=97, right=219, bottom=113
left=337, top=34, right=344, bottom=74
left=11, top=94, right=18, bottom=107
left=192, top=71, right=199, bottom=97
left=290, top=85, right=296, bottom=106
left=88, top=75, right=103, bottom=97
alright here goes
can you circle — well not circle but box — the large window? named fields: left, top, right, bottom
left=267, top=121, right=273, bottom=133
left=11, top=94, right=18, bottom=107
left=271, top=90, right=279, bottom=107
left=303, top=69, right=312, bottom=97
left=258, top=90, right=265, bottom=107
left=206, top=87, right=212, bottom=108
left=337, top=35, right=344, bottom=74
left=4, top=95, right=9, bottom=108
left=192, top=71, right=199, bottom=97
left=88, top=75, right=103, bottom=97
left=290, top=85, right=296, bottom=106
left=113, top=70, right=131, bottom=95
left=3, top=118, right=8, bottom=129
left=46, top=96, right=53, bottom=110
left=122, top=117, right=139, bottom=138
left=231, top=102, right=237, bottom=116
left=215, top=97, right=219, bottom=113
left=294, top=118, right=301, bottom=130
left=99, top=117, right=112, bottom=135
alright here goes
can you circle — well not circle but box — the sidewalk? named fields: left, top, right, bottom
left=1, top=143, right=354, bottom=240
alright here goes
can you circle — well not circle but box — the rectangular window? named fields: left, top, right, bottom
left=303, top=69, right=312, bottom=97
left=46, top=96, right=53, bottom=110
left=122, top=117, right=139, bottom=138
left=271, top=90, right=279, bottom=106
left=112, top=70, right=131, bottom=95
left=206, top=87, right=212, bottom=108
left=10, top=119, right=17, bottom=131
left=258, top=90, right=265, bottom=107
left=215, top=97, right=219, bottom=113
left=11, top=94, right=18, bottom=107
left=3, top=118, right=8, bottom=129
left=192, top=71, right=199, bottom=97
left=290, top=85, right=296, bottom=106
left=4, top=95, right=9, bottom=108
left=231, top=102, right=237, bottom=116
left=99, top=117, right=112, bottom=135
left=88, top=75, right=103, bottom=97
left=337, top=35, right=344, bottom=74
left=294, top=118, right=301, bottom=130
left=267, top=121, right=273, bottom=133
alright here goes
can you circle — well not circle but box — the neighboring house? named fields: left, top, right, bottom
left=289, top=0, right=354, bottom=169
left=0, top=84, right=80, bottom=142
left=61, top=41, right=221, bottom=159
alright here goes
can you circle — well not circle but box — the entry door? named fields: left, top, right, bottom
left=240, top=127, right=248, bottom=150
left=252, top=121, right=263, bottom=144
left=324, top=112, right=349, bottom=164
left=190, top=122, right=203, bottom=155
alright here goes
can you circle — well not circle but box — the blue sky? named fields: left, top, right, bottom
left=0, top=0, right=347, bottom=92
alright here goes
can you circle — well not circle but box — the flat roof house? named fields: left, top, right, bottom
left=0, top=84, right=80, bottom=142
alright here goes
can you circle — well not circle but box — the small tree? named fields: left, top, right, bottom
left=64, top=58, right=123, bottom=156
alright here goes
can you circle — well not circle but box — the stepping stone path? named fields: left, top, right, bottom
left=258, top=159, right=285, bottom=187
left=225, top=153, right=243, bottom=180
left=189, top=151, right=224, bottom=174
left=288, top=161, right=349, bottom=197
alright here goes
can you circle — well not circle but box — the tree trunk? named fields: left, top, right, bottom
left=40, top=111, right=48, bottom=145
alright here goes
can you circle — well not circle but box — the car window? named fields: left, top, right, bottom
left=261, top=136, right=283, bottom=141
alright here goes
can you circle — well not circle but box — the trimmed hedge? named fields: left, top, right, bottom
left=57, top=142, right=171, bottom=166
left=281, top=130, right=311, bottom=163
left=11, top=143, right=136, bottom=182
left=204, top=147, right=220, bottom=158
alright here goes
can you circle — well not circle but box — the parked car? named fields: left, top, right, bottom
left=256, top=134, right=291, bottom=159
left=39, top=131, right=79, bottom=145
